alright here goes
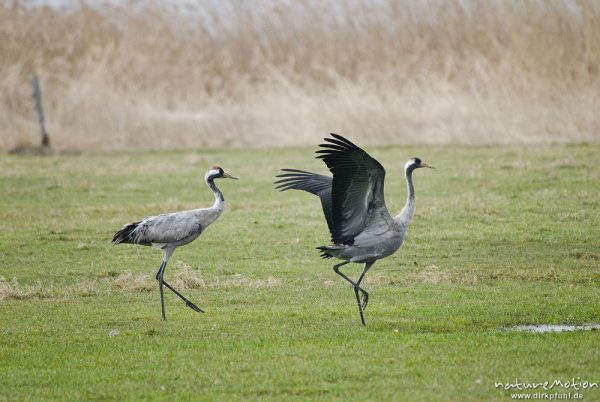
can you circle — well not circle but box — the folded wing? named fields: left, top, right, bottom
left=112, top=212, right=202, bottom=246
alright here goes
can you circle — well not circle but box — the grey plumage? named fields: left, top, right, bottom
left=112, top=166, right=238, bottom=320
left=112, top=210, right=210, bottom=248
left=275, top=133, right=434, bottom=325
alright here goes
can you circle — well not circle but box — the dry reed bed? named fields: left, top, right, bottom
left=1, top=0, right=599, bottom=151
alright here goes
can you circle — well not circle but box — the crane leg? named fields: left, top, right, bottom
left=355, top=261, right=374, bottom=313
left=161, top=280, right=204, bottom=313
left=333, top=261, right=372, bottom=326
left=155, top=260, right=167, bottom=321
left=155, top=249, right=205, bottom=321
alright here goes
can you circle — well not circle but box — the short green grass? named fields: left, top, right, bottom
left=1, top=144, right=599, bottom=401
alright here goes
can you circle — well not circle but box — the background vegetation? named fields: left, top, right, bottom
left=2, top=0, right=600, bottom=151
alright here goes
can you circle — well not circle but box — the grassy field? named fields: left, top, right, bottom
left=0, top=144, right=599, bottom=401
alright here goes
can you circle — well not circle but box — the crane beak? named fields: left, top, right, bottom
left=420, top=162, right=435, bottom=169
left=222, top=172, right=239, bottom=180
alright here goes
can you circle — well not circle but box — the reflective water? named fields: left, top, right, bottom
left=507, top=324, right=600, bottom=333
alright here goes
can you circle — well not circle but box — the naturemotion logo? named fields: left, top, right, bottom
left=494, top=378, right=598, bottom=400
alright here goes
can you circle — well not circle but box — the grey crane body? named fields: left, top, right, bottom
left=112, top=166, right=237, bottom=320
left=275, top=134, right=433, bottom=325
left=115, top=205, right=223, bottom=250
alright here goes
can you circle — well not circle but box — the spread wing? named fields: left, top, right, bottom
left=316, top=133, right=388, bottom=245
left=274, top=169, right=334, bottom=239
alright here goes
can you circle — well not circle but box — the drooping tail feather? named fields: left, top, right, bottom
left=316, top=245, right=343, bottom=259
left=112, top=221, right=141, bottom=245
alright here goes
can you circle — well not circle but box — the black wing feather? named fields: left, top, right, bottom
left=316, top=133, right=386, bottom=245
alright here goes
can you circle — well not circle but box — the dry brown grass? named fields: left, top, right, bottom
left=112, top=272, right=156, bottom=293
left=111, top=263, right=207, bottom=293
left=1, top=0, right=599, bottom=151
left=417, top=265, right=453, bottom=285
left=111, top=261, right=281, bottom=293
left=0, top=277, right=53, bottom=300
left=0, top=262, right=281, bottom=302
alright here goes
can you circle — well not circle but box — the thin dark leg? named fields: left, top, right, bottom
left=332, top=261, right=353, bottom=286
left=353, top=286, right=365, bottom=325
left=155, top=260, right=167, bottom=321
left=333, top=261, right=368, bottom=300
left=161, top=280, right=204, bottom=313
left=355, top=261, right=374, bottom=318
left=333, top=261, right=371, bottom=326
left=155, top=249, right=204, bottom=318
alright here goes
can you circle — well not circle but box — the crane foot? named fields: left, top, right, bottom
left=186, top=300, right=205, bottom=313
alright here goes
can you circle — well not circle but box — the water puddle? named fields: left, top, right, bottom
left=507, top=324, right=600, bottom=333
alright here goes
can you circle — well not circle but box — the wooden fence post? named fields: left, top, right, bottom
left=31, top=75, right=50, bottom=148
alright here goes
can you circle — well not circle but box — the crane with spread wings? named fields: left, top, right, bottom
left=275, top=134, right=434, bottom=325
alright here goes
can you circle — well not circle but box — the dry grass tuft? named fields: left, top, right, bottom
left=74, top=279, right=101, bottom=297
left=112, top=273, right=155, bottom=293
left=2, top=1, right=599, bottom=151
left=112, top=261, right=205, bottom=293
left=418, top=265, right=452, bottom=285
left=218, top=274, right=282, bottom=288
left=172, top=261, right=206, bottom=289
left=0, top=277, right=53, bottom=301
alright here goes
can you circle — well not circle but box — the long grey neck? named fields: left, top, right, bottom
left=395, top=167, right=415, bottom=228
left=206, top=178, right=225, bottom=210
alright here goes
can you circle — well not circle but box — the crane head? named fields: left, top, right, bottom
left=405, top=157, right=435, bottom=172
left=206, top=166, right=239, bottom=181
